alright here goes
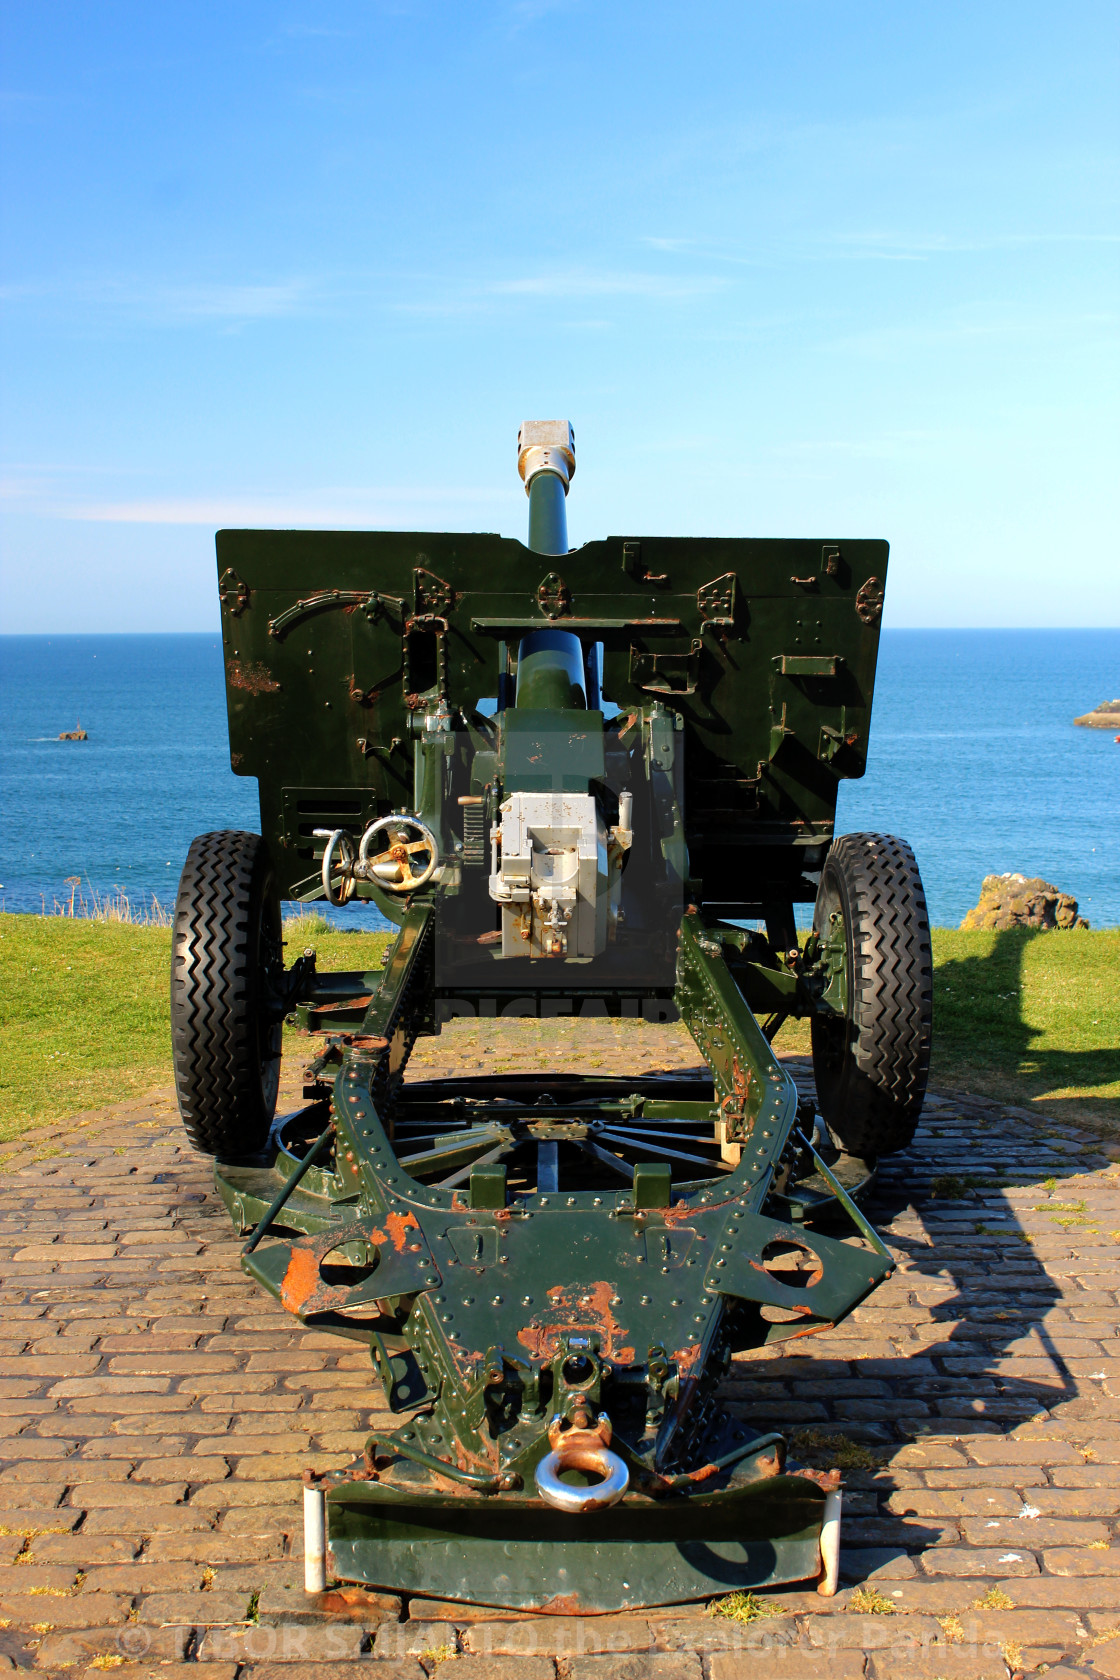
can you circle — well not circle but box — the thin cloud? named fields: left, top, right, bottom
left=153, top=281, right=313, bottom=320
left=823, top=305, right=1119, bottom=358
left=0, top=471, right=58, bottom=502
left=639, top=228, right=1120, bottom=268
left=489, top=270, right=726, bottom=300
left=506, top=0, right=573, bottom=27
left=44, top=488, right=509, bottom=527
left=0, top=275, right=316, bottom=324
left=822, top=230, right=1120, bottom=261
left=0, top=90, right=48, bottom=120
left=278, top=22, right=356, bottom=38
left=391, top=267, right=727, bottom=317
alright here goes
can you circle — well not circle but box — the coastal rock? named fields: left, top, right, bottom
left=961, top=873, right=1089, bottom=932
left=1073, top=697, right=1120, bottom=728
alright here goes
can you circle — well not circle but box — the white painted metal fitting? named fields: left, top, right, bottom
left=303, top=1481, right=327, bottom=1594
left=313, top=827, right=355, bottom=907
left=517, top=419, right=576, bottom=494
left=816, top=1486, right=842, bottom=1596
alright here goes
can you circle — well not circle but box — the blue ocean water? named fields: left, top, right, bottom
left=0, top=630, right=1117, bottom=928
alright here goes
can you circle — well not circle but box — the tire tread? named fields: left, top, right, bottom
left=170, top=831, right=280, bottom=1158
left=811, top=831, right=933, bottom=1156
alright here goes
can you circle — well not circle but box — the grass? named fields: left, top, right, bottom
left=790, top=1428, right=884, bottom=1472
left=0, top=915, right=1115, bottom=1142
left=974, top=1586, right=1015, bottom=1610
left=707, top=1590, right=783, bottom=1623
left=775, top=925, right=1119, bottom=1130
left=848, top=1586, right=896, bottom=1615
left=0, top=912, right=391, bottom=1142
left=930, top=1173, right=988, bottom=1198
left=928, top=926, right=1119, bottom=1128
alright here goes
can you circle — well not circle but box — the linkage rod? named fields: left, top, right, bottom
left=243, top=1124, right=336, bottom=1255
left=595, top=1129, right=723, bottom=1171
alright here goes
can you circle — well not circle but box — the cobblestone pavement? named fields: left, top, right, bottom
left=1, top=1021, right=1118, bottom=1679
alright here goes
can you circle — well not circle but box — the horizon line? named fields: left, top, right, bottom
left=1, top=625, right=1118, bottom=637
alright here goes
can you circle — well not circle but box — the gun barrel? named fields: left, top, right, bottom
left=517, top=419, right=575, bottom=555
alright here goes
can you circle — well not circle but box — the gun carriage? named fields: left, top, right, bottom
left=171, top=422, right=932, bottom=1611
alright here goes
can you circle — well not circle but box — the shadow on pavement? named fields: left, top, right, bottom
left=719, top=930, right=1118, bottom=1592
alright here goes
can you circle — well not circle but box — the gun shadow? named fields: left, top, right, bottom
left=719, top=925, right=1117, bottom=1583
left=932, top=924, right=1120, bottom=1130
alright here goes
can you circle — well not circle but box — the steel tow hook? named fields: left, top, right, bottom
left=534, top=1405, right=629, bottom=1514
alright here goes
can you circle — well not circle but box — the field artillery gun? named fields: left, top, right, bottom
left=172, top=422, right=932, bottom=1611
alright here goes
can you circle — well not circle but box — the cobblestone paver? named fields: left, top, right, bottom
left=0, top=1024, right=1117, bottom=1677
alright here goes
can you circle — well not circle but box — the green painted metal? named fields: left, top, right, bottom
left=216, top=528, right=886, bottom=919
left=527, top=469, right=569, bottom=556
left=197, top=425, right=901, bottom=1610
left=514, top=629, right=587, bottom=709
left=215, top=892, right=891, bottom=1605
left=324, top=1473, right=827, bottom=1611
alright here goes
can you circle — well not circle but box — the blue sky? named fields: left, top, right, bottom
left=1, top=1, right=1117, bottom=632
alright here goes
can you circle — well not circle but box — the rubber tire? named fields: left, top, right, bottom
left=810, top=832, right=933, bottom=1157
left=171, top=831, right=282, bottom=1158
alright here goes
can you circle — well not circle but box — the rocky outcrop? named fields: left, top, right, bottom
left=1074, top=698, right=1120, bottom=728
left=961, top=873, right=1089, bottom=931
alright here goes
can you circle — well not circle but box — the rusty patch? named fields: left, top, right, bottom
left=230, top=751, right=243, bottom=769
left=719, top=1054, right=752, bottom=1131
left=310, top=999, right=376, bottom=1019
left=280, top=1246, right=321, bottom=1313
left=384, top=1210, right=421, bottom=1253
left=316, top=1585, right=398, bottom=1621
left=680, top=1460, right=721, bottom=1485
left=536, top=1593, right=586, bottom=1616
left=226, top=658, right=281, bottom=695
left=791, top=1464, right=842, bottom=1492
left=516, top=1280, right=635, bottom=1364
left=671, top=1341, right=703, bottom=1378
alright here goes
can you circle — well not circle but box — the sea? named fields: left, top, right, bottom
left=0, top=630, right=1117, bottom=930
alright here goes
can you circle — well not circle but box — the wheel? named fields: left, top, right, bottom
left=171, top=831, right=283, bottom=1158
left=809, top=832, right=932, bottom=1157
left=313, top=826, right=356, bottom=906
left=358, top=815, right=440, bottom=893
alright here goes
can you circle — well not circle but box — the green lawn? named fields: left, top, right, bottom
left=771, top=925, right=1119, bottom=1129
left=0, top=913, right=1115, bottom=1144
left=0, top=913, right=390, bottom=1144
left=927, top=925, right=1119, bottom=1129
